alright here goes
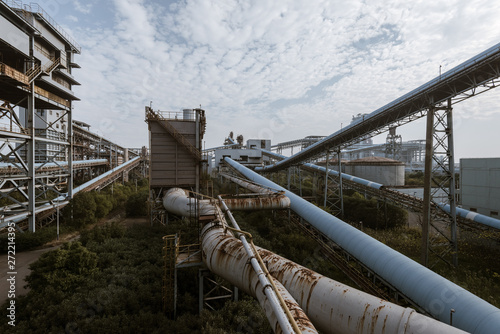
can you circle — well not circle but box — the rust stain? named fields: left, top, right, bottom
left=357, top=303, right=371, bottom=333
left=305, top=278, right=319, bottom=312
left=368, top=305, right=386, bottom=333
left=382, top=314, right=388, bottom=333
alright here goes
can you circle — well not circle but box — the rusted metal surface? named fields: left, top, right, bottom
left=202, top=222, right=317, bottom=333
left=202, top=221, right=467, bottom=334
left=162, top=188, right=216, bottom=217
left=221, top=173, right=281, bottom=194
left=222, top=195, right=290, bottom=211
left=258, top=249, right=467, bottom=334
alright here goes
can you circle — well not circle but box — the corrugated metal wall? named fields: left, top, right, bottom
left=149, top=120, right=198, bottom=188
left=460, top=157, right=500, bottom=217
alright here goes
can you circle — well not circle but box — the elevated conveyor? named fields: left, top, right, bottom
left=258, top=42, right=500, bottom=172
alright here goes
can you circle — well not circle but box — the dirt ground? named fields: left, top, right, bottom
left=0, top=213, right=149, bottom=305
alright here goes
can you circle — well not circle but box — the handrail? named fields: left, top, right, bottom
left=2, top=0, right=81, bottom=52
left=145, top=107, right=201, bottom=161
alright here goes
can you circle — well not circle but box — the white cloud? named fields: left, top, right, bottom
left=67, top=0, right=500, bottom=158
left=74, top=0, right=92, bottom=14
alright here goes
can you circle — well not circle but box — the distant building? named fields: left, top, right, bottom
left=246, top=139, right=271, bottom=151
left=214, top=148, right=263, bottom=168
left=19, top=109, right=69, bottom=161
left=460, top=158, right=500, bottom=217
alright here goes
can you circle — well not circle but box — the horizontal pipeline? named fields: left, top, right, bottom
left=162, top=188, right=216, bottom=217
left=440, top=204, right=500, bottom=230
left=222, top=196, right=291, bottom=211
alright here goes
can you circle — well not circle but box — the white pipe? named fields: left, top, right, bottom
left=162, top=188, right=216, bottom=217
left=202, top=221, right=316, bottom=334
left=218, top=196, right=304, bottom=334
left=202, top=224, right=467, bottom=334
left=162, top=188, right=312, bottom=333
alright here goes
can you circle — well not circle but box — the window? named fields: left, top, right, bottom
left=50, top=111, right=53, bottom=115
left=491, top=211, right=499, bottom=216
left=470, top=208, right=477, bottom=212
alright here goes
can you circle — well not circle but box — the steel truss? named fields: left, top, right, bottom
left=322, top=150, right=344, bottom=217
left=422, top=99, right=458, bottom=268
left=385, top=127, right=402, bottom=160
left=0, top=97, right=72, bottom=232
left=261, top=43, right=500, bottom=172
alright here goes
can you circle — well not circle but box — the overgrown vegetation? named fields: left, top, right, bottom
left=2, top=175, right=498, bottom=333
left=0, top=178, right=149, bottom=253
left=342, top=189, right=408, bottom=229
left=1, top=218, right=271, bottom=333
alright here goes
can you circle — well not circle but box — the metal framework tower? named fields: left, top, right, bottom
left=421, top=98, right=458, bottom=267
left=385, top=126, right=402, bottom=161
left=0, top=2, right=80, bottom=232
left=322, top=150, right=344, bottom=218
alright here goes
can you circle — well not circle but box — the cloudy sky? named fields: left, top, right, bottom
left=42, top=0, right=500, bottom=159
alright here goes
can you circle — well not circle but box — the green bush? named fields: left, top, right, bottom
left=0, top=226, right=67, bottom=253
left=94, top=193, right=114, bottom=218
left=62, top=192, right=97, bottom=228
left=26, top=241, right=98, bottom=292
left=126, top=189, right=149, bottom=217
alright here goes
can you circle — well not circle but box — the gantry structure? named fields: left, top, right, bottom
left=259, top=41, right=500, bottom=268
left=0, top=1, right=143, bottom=232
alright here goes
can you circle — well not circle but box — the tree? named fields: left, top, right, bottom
left=26, top=241, right=98, bottom=292
left=62, top=192, right=97, bottom=228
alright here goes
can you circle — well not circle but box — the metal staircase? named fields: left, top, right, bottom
left=145, top=107, right=201, bottom=161
left=26, top=63, right=41, bottom=83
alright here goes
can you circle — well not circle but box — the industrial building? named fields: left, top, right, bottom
left=0, top=1, right=81, bottom=231
left=460, top=158, right=500, bottom=217
left=145, top=106, right=206, bottom=225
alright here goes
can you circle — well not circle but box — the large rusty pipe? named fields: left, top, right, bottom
left=164, top=188, right=312, bottom=332
left=162, top=188, right=216, bottom=217
left=221, top=173, right=280, bottom=194
left=218, top=196, right=308, bottom=334
left=202, top=221, right=317, bottom=334
left=202, top=224, right=467, bottom=334
left=258, top=248, right=468, bottom=334
left=222, top=196, right=291, bottom=211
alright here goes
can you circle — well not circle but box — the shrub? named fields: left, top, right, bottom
left=62, top=192, right=97, bottom=228
left=126, top=189, right=149, bottom=217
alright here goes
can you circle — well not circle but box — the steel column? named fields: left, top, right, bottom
left=422, top=98, right=458, bottom=267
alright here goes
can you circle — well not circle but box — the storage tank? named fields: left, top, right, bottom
left=183, top=108, right=195, bottom=121
left=344, top=156, right=405, bottom=186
